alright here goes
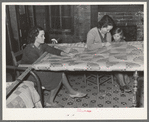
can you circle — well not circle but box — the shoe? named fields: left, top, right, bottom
left=120, top=85, right=131, bottom=93
left=44, top=102, right=64, bottom=108
left=69, top=92, right=87, bottom=98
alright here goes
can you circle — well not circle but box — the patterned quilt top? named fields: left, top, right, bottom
left=33, top=41, right=144, bottom=71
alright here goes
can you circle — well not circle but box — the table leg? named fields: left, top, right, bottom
left=97, top=74, right=99, bottom=93
left=132, top=71, right=139, bottom=107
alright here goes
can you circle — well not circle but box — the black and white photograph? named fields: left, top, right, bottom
left=2, top=1, right=147, bottom=120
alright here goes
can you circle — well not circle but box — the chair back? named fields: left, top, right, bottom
left=11, top=50, right=23, bottom=66
left=11, top=43, right=26, bottom=66
left=11, top=50, right=24, bottom=77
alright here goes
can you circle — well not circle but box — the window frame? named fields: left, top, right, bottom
left=48, top=5, right=74, bottom=34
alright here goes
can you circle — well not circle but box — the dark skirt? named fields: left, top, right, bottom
left=26, top=70, right=62, bottom=91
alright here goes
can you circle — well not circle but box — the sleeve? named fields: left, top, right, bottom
left=43, top=43, right=63, bottom=56
left=106, top=32, right=112, bottom=42
left=21, top=45, right=39, bottom=64
left=86, top=29, right=102, bottom=50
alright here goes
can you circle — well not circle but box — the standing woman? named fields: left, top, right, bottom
left=21, top=26, right=86, bottom=107
left=87, top=15, right=115, bottom=50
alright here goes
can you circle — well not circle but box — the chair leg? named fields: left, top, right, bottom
left=111, top=75, right=114, bottom=92
left=9, top=72, right=16, bottom=81
left=16, top=71, right=20, bottom=78
left=30, top=71, right=44, bottom=107
left=111, top=75, right=114, bottom=83
left=84, top=74, right=87, bottom=86
left=97, top=74, right=99, bottom=93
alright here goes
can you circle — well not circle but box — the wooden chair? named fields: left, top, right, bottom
left=84, top=72, right=114, bottom=93
left=11, top=50, right=23, bottom=66
left=11, top=50, right=24, bottom=77
left=11, top=49, right=46, bottom=106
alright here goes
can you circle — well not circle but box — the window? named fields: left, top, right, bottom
left=49, top=5, right=74, bottom=34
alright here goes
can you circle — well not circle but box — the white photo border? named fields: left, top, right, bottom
left=2, top=2, right=147, bottom=120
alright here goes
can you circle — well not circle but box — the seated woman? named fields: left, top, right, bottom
left=86, top=15, right=131, bottom=93
left=86, top=15, right=115, bottom=50
left=112, top=27, right=131, bottom=92
left=21, top=26, right=86, bottom=108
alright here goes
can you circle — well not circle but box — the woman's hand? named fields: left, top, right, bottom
left=63, top=48, right=79, bottom=54
left=61, top=52, right=68, bottom=56
left=63, top=48, right=71, bottom=53
left=102, top=42, right=111, bottom=47
left=51, top=38, right=58, bottom=44
left=105, top=42, right=111, bottom=47
left=69, top=49, right=78, bottom=53
left=61, top=51, right=75, bottom=58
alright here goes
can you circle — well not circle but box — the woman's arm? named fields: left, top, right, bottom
left=43, top=43, right=63, bottom=56
left=87, top=30, right=103, bottom=50
left=106, top=32, right=112, bottom=42
left=43, top=43, right=72, bottom=56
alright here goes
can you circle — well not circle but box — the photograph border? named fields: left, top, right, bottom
left=1, top=0, right=148, bottom=121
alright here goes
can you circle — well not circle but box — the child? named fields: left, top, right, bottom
left=112, top=27, right=125, bottom=42
left=112, top=27, right=131, bottom=92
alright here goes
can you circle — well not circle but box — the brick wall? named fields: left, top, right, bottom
left=98, top=11, right=144, bottom=41
left=72, top=5, right=144, bottom=42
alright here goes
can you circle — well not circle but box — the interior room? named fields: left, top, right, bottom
left=5, top=4, right=144, bottom=108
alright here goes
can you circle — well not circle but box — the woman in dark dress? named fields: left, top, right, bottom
left=21, top=26, right=86, bottom=107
